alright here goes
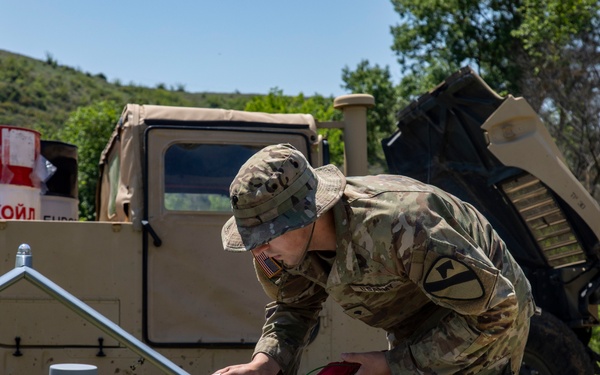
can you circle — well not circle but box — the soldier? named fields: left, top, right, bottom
left=214, top=143, right=535, bottom=375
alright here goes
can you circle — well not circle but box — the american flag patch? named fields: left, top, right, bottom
left=254, top=252, right=283, bottom=279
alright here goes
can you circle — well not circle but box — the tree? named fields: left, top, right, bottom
left=244, top=88, right=345, bottom=166
left=58, top=101, right=121, bottom=220
left=390, top=0, right=525, bottom=95
left=341, top=60, right=399, bottom=172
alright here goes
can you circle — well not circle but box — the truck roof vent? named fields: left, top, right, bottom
left=501, top=173, right=586, bottom=268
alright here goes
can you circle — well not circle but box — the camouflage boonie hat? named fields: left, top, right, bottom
left=221, top=143, right=346, bottom=252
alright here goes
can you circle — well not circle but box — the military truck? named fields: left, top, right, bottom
left=0, top=67, right=598, bottom=374
left=383, top=67, right=600, bottom=374
left=0, top=94, right=388, bottom=375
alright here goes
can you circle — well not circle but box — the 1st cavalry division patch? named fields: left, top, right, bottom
left=423, top=256, right=484, bottom=300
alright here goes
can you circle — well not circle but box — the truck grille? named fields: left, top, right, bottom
left=501, top=174, right=586, bottom=268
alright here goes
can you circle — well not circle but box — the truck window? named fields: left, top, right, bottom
left=164, top=143, right=260, bottom=212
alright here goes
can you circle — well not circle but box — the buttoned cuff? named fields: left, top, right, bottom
left=253, top=336, right=296, bottom=371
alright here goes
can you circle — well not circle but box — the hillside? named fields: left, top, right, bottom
left=0, top=50, right=257, bottom=139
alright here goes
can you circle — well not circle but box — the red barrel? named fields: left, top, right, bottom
left=0, top=125, right=41, bottom=187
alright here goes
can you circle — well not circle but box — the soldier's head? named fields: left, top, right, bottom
left=221, top=143, right=345, bottom=253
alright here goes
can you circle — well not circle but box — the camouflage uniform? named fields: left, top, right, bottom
left=222, top=144, right=535, bottom=375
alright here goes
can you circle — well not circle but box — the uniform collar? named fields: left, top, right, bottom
left=284, top=199, right=364, bottom=289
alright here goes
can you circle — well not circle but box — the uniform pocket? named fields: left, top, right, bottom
left=410, top=312, right=492, bottom=368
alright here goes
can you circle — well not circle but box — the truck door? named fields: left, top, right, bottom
left=145, top=127, right=314, bottom=346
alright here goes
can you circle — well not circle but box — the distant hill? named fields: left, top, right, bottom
left=0, top=50, right=257, bottom=139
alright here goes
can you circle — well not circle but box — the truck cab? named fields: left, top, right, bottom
left=0, top=95, right=388, bottom=374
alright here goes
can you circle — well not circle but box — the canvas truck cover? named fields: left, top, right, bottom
left=97, top=104, right=320, bottom=229
left=383, top=66, right=600, bottom=326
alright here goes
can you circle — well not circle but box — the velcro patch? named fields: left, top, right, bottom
left=343, top=305, right=374, bottom=318
left=350, top=281, right=402, bottom=293
left=253, top=252, right=283, bottom=279
left=423, top=256, right=483, bottom=300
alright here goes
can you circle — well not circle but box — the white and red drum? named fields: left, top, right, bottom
left=0, top=125, right=42, bottom=220
left=0, top=125, right=41, bottom=187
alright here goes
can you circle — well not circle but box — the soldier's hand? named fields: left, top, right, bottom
left=341, top=351, right=391, bottom=375
left=212, top=352, right=281, bottom=375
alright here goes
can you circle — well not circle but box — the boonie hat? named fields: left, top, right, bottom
left=221, top=143, right=346, bottom=252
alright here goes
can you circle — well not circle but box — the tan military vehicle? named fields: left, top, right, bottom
left=0, top=67, right=598, bottom=374
left=0, top=94, right=388, bottom=375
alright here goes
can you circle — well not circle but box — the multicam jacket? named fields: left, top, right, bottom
left=253, top=175, right=535, bottom=374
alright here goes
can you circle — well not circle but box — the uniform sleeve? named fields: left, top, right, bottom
left=252, top=259, right=329, bottom=373
left=386, top=193, right=521, bottom=373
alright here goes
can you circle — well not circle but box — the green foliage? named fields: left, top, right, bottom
left=514, top=0, right=599, bottom=61
left=164, top=193, right=231, bottom=212
left=390, top=0, right=524, bottom=95
left=0, top=51, right=122, bottom=139
left=0, top=50, right=255, bottom=139
left=592, top=326, right=600, bottom=353
left=342, top=60, right=399, bottom=172
left=397, top=60, right=465, bottom=100
left=244, top=88, right=345, bottom=166
left=58, top=101, right=121, bottom=221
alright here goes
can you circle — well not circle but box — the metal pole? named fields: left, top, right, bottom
left=333, top=94, right=374, bottom=177
left=0, top=244, right=189, bottom=375
left=22, top=267, right=189, bottom=375
left=0, top=266, right=26, bottom=293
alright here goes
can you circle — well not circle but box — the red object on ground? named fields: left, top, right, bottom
left=316, top=362, right=361, bottom=375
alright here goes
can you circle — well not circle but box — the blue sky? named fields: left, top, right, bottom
left=1, top=1, right=401, bottom=97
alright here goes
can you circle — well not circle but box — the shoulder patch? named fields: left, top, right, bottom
left=423, top=256, right=484, bottom=300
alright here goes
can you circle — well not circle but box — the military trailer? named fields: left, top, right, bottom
left=383, top=67, right=600, bottom=374
left=0, top=68, right=598, bottom=374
